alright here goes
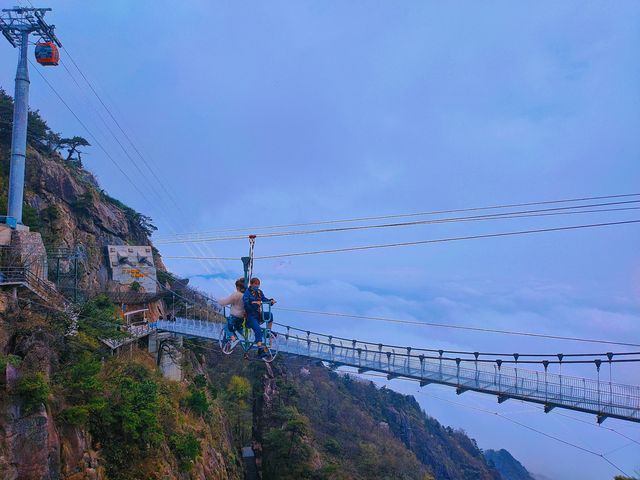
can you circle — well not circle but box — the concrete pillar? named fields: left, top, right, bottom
left=8, top=31, right=30, bottom=224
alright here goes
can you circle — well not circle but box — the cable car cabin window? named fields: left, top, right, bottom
left=34, top=42, right=59, bottom=66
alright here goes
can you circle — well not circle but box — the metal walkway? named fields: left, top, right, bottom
left=151, top=318, right=640, bottom=424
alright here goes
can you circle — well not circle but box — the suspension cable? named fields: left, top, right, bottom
left=154, top=192, right=640, bottom=240
left=274, top=308, right=640, bottom=348
left=163, top=219, right=640, bottom=261
left=155, top=202, right=640, bottom=244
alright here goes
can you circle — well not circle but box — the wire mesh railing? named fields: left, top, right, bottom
left=151, top=317, right=640, bottom=423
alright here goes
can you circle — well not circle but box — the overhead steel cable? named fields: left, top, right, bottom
left=163, top=219, right=640, bottom=261
left=31, top=57, right=195, bottom=241
left=58, top=46, right=233, bottom=288
left=155, top=202, right=640, bottom=244
left=59, top=45, right=180, bottom=209
left=154, top=192, right=640, bottom=240
left=27, top=59, right=157, bottom=209
left=273, top=307, right=640, bottom=348
left=36, top=53, right=227, bottom=296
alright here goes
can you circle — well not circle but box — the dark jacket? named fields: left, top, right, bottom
left=243, top=286, right=272, bottom=321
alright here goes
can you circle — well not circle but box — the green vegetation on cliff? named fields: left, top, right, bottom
left=201, top=346, right=505, bottom=480
left=0, top=295, right=241, bottom=479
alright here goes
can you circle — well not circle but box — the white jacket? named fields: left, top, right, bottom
left=217, top=291, right=245, bottom=318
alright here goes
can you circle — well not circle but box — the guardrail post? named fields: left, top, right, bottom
left=607, top=352, right=613, bottom=407
left=542, top=360, right=549, bottom=404
left=595, top=359, right=602, bottom=414
left=513, top=353, right=519, bottom=394
left=474, top=352, right=479, bottom=385
left=557, top=353, right=564, bottom=401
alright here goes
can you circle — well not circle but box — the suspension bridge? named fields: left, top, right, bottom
left=151, top=317, right=640, bottom=425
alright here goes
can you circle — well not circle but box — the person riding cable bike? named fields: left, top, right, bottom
left=243, top=277, right=276, bottom=358
left=217, top=278, right=246, bottom=342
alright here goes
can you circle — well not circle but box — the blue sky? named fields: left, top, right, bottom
left=2, top=1, right=639, bottom=478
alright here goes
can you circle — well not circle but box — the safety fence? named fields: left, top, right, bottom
left=152, top=317, right=640, bottom=423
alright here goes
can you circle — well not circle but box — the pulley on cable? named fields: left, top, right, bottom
left=34, top=41, right=59, bottom=66
left=241, top=235, right=256, bottom=288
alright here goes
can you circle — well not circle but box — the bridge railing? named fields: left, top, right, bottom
left=280, top=328, right=640, bottom=422
left=150, top=317, right=640, bottom=423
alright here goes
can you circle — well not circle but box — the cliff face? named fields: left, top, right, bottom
left=203, top=347, right=510, bottom=480
left=22, top=147, right=161, bottom=294
left=0, top=295, right=242, bottom=480
left=484, top=449, right=535, bottom=480
left=0, top=90, right=237, bottom=479
left=1, top=88, right=162, bottom=295
left=0, top=293, right=98, bottom=480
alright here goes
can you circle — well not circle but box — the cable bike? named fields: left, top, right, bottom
left=219, top=301, right=278, bottom=363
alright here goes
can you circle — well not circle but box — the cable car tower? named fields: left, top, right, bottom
left=0, top=7, right=62, bottom=227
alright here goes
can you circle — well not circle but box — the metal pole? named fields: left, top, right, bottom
left=8, top=30, right=30, bottom=224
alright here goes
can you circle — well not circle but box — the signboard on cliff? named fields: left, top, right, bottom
left=106, top=245, right=157, bottom=293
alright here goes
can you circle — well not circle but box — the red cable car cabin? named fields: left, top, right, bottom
left=34, top=42, right=59, bottom=66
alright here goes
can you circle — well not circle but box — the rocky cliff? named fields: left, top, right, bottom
left=0, top=293, right=242, bottom=480
left=484, top=449, right=535, bottom=480
left=0, top=89, right=238, bottom=479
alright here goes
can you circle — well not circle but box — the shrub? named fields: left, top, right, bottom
left=64, top=354, right=103, bottom=404
left=170, top=432, right=201, bottom=471
left=207, top=383, right=218, bottom=399
left=193, top=374, right=207, bottom=388
left=59, top=405, right=90, bottom=426
left=22, top=203, right=42, bottom=231
left=90, top=369, right=164, bottom=479
left=0, top=354, right=21, bottom=370
left=324, top=438, right=341, bottom=455
left=77, top=295, right=127, bottom=344
left=226, top=375, right=251, bottom=401
left=186, top=387, right=209, bottom=416
left=16, top=372, right=50, bottom=414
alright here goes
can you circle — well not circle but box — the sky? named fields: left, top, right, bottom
left=1, top=1, right=640, bottom=478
